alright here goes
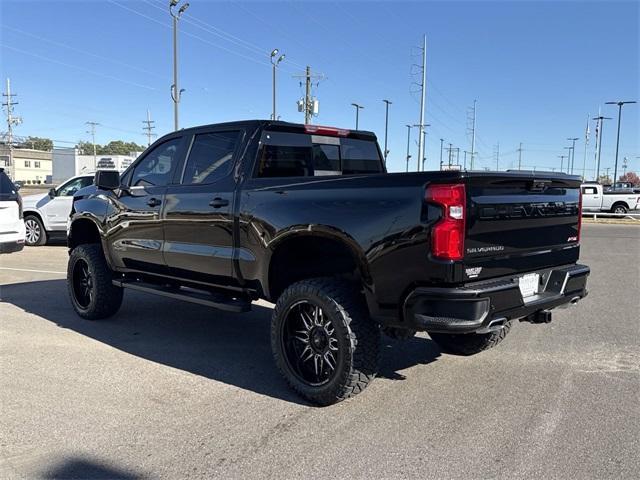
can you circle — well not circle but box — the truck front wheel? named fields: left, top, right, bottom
left=271, top=278, right=381, bottom=406
left=428, top=321, right=513, bottom=355
left=67, top=243, right=123, bottom=320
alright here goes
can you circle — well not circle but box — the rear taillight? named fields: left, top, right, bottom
left=425, top=183, right=466, bottom=261
left=577, top=189, right=582, bottom=242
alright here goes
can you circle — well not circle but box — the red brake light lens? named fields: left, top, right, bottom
left=425, top=183, right=466, bottom=261
left=304, top=125, right=350, bottom=137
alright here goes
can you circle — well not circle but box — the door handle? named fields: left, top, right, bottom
left=209, top=197, right=229, bottom=208
left=147, top=197, right=162, bottom=207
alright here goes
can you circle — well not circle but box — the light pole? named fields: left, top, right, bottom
left=382, top=99, right=392, bottom=163
left=605, top=100, right=636, bottom=190
left=405, top=125, right=412, bottom=173
left=567, top=137, right=578, bottom=174
left=351, top=103, right=363, bottom=130
left=439, top=138, right=444, bottom=170
left=558, top=155, right=567, bottom=172
left=564, top=146, right=573, bottom=173
left=593, top=114, right=612, bottom=181
left=169, top=0, right=189, bottom=131
left=270, top=49, right=285, bottom=120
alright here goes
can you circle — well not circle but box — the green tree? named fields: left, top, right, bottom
left=20, top=136, right=53, bottom=151
left=75, top=140, right=146, bottom=156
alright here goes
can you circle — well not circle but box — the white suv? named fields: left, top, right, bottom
left=21, top=174, right=94, bottom=246
left=0, top=168, right=26, bottom=254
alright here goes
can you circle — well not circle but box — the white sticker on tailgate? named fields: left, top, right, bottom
left=518, top=273, right=540, bottom=298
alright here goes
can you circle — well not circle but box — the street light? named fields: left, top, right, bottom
left=382, top=99, right=392, bottom=163
left=605, top=100, right=637, bottom=190
left=564, top=146, right=573, bottom=173
left=270, top=49, right=285, bottom=121
left=567, top=137, right=579, bottom=174
left=405, top=125, right=412, bottom=172
left=351, top=103, right=363, bottom=129
left=169, top=0, right=190, bottom=131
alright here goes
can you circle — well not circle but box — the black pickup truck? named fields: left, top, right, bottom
left=67, top=120, right=589, bottom=405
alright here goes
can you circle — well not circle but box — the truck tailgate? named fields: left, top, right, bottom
left=462, top=174, right=581, bottom=281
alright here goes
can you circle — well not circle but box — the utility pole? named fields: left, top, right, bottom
left=169, top=0, right=189, bottom=131
left=567, top=137, right=578, bottom=174
left=86, top=121, right=99, bottom=169
left=2, top=78, right=21, bottom=180
left=446, top=143, right=453, bottom=167
left=439, top=138, right=444, bottom=170
left=592, top=114, right=611, bottom=181
left=270, top=49, right=285, bottom=120
left=622, top=156, right=628, bottom=177
left=294, top=66, right=324, bottom=124
left=142, top=109, right=156, bottom=147
left=517, top=142, right=523, bottom=170
left=494, top=142, right=500, bottom=171
left=382, top=99, right=392, bottom=163
left=405, top=125, right=412, bottom=173
left=605, top=100, right=636, bottom=190
left=422, top=129, right=427, bottom=170
left=558, top=155, right=567, bottom=172
left=467, top=99, right=477, bottom=170
left=416, top=34, right=427, bottom=173
left=351, top=103, right=363, bottom=130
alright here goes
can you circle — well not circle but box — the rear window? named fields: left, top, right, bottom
left=256, top=131, right=383, bottom=178
left=0, top=170, right=17, bottom=199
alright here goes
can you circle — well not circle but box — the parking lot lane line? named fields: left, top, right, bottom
left=0, top=267, right=66, bottom=275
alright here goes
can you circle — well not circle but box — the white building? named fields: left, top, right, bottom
left=52, top=148, right=139, bottom=184
left=0, top=146, right=53, bottom=184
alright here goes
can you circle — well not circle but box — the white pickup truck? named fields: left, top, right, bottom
left=581, top=183, right=640, bottom=214
left=21, top=174, right=94, bottom=245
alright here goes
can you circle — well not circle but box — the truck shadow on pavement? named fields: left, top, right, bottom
left=1, top=279, right=442, bottom=405
left=41, top=456, right=143, bottom=480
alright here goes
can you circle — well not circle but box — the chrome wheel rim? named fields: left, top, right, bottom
left=614, top=207, right=626, bottom=214
left=72, top=259, right=93, bottom=308
left=281, top=300, right=340, bottom=386
left=25, top=218, right=41, bottom=244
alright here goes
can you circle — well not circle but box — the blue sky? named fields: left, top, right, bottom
left=1, top=0, right=638, bottom=177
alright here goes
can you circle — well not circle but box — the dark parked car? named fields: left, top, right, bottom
left=67, top=120, right=590, bottom=405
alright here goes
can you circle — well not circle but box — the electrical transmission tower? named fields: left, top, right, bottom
left=411, top=35, right=427, bottom=172
left=466, top=99, right=477, bottom=170
left=142, top=110, right=157, bottom=146
left=2, top=78, right=22, bottom=180
left=293, top=66, right=324, bottom=124
left=85, top=121, right=100, bottom=168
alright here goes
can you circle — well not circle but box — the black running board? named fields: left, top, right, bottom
left=113, top=279, right=251, bottom=313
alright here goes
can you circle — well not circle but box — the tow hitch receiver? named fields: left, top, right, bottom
left=521, top=310, right=552, bottom=324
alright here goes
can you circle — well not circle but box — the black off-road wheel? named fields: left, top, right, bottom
left=429, top=320, right=513, bottom=355
left=67, top=243, right=123, bottom=320
left=24, top=215, right=47, bottom=246
left=271, top=278, right=381, bottom=406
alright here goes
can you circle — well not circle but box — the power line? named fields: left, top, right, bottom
left=2, top=78, right=22, bottom=179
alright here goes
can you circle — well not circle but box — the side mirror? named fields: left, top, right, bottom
left=48, top=188, right=56, bottom=198
left=95, top=170, right=120, bottom=191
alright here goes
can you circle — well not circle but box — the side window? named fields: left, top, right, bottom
left=258, top=144, right=312, bottom=177
left=130, top=138, right=181, bottom=187
left=581, top=187, right=597, bottom=195
left=341, top=138, right=383, bottom=174
left=58, top=177, right=92, bottom=196
left=182, top=131, right=240, bottom=185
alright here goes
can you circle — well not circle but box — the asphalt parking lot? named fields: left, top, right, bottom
left=1, top=224, right=639, bottom=479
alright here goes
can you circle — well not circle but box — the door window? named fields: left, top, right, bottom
left=57, top=176, right=94, bottom=196
left=182, top=131, right=240, bottom=184
left=130, top=138, right=181, bottom=187
left=581, top=187, right=597, bottom=195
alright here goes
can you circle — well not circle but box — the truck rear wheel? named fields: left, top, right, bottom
left=271, top=278, right=381, bottom=406
left=611, top=203, right=628, bottom=214
left=428, top=320, right=513, bottom=355
left=68, top=243, right=123, bottom=320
